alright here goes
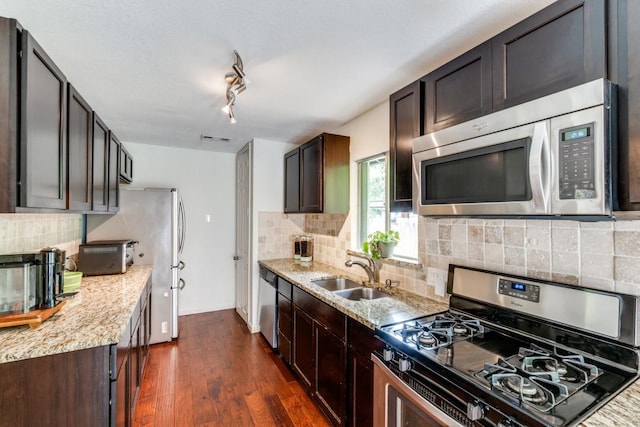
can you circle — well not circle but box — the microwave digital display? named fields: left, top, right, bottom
left=562, top=127, right=590, bottom=141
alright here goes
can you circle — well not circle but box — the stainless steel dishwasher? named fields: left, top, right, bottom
left=258, top=266, right=277, bottom=348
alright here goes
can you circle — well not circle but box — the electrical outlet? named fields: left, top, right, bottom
left=161, top=321, right=168, bottom=334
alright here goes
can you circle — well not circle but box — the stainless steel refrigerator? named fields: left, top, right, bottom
left=86, top=188, right=186, bottom=344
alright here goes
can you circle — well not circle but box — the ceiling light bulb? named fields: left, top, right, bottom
left=230, top=116, right=237, bottom=124
left=221, top=104, right=230, bottom=114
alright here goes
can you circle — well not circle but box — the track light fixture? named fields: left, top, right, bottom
left=222, top=50, right=248, bottom=124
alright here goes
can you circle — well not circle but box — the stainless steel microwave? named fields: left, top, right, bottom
left=412, top=79, right=616, bottom=219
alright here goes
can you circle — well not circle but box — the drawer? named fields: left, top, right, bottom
left=277, top=277, right=292, bottom=300
left=347, top=317, right=384, bottom=357
left=278, top=293, right=291, bottom=317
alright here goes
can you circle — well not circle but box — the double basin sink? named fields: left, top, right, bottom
left=312, top=277, right=388, bottom=301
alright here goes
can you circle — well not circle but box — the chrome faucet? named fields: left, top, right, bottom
left=345, top=254, right=380, bottom=283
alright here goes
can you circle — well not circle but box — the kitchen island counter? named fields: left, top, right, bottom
left=0, top=265, right=152, bottom=364
left=259, top=258, right=448, bottom=329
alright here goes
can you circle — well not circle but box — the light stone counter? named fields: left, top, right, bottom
left=580, top=380, right=640, bottom=427
left=259, top=258, right=448, bottom=329
left=0, top=265, right=152, bottom=364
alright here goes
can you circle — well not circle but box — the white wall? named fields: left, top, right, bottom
left=124, top=142, right=236, bottom=315
left=249, top=138, right=296, bottom=331
left=334, top=101, right=390, bottom=249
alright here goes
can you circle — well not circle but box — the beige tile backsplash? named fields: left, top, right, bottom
left=0, top=214, right=82, bottom=257
left=259, top=211, right=640, bottom=299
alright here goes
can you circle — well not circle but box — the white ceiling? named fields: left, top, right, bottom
left=0, top=0, right=555, bottom=153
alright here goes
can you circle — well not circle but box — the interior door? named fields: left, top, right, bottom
left=235, top=144, right=251, bottom=324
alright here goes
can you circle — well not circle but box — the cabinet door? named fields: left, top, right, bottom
left=67, top=84, right=93, bottom=211
left=292, top=305, right=315, bottom=389
left=607, top=0, right=639, bottom=211
left=0, top=18, right=18, bottom=213
left=348, top=349, right=373, bottom=427
left=114, top=354, right=130, bottom=427
left=92, top=113, right=109, bottom=211
left=424, top=41, right=492, bottom=134
left=284, top=149, right=300, bottom=212
left=19, top=30, right=67, bottom=209
left=492, top=0, right=606, bottom=110
left=108, top=132, right=120, bottom=212
left=300, top=136, right=323, bottom=213
left=119, top=145, right=133, bottom=183
left=315, top=325, right=346, bottom=426
left=129, top=322, right=140, bottom=419
left=390, top=81, right=422, bottom=212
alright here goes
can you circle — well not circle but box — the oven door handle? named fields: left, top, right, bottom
left=529, top=121, right=551, bottom=214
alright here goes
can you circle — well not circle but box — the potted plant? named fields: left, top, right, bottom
left=363, top=230, right=400, bottom=259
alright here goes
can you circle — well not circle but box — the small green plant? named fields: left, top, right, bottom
left=363, top=230, right=400, bottom=259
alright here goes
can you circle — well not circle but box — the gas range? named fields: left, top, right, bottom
left=373, top=265, right=640, bottom=427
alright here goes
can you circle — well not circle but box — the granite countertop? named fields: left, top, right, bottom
left=579, top=380, right=640, bottom=427
left=259, top=258, right=448, bottom=329
left=0, top=265, right=152, bottom=364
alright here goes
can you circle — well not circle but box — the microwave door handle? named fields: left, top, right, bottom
left=529, top=121, right=551, bottom=214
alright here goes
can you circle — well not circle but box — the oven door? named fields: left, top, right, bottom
left=373, top=356, right=467, bottom=427
left=412, top=120, right=551, bottom=217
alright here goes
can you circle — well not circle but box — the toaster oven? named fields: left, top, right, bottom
left=78, top=240, right=137, bottom=276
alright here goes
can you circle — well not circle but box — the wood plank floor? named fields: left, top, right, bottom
left=133, top=309, right=331, bottom=427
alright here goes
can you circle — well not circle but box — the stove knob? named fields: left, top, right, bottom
left=383, top=348, right=394, bottom=362
left=466, top=401, right=485, bottom=421
left=398, top=357, right=412, bottom=372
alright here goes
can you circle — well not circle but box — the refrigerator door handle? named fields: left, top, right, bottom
left=178, top=198, right=186, bottom=254
left=171, top=261, right=185, bottom=270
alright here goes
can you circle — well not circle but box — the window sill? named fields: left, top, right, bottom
left=346, top=249, right=422, bottom=270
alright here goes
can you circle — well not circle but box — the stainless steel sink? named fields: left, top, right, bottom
left=333, top=287, right=388, bottom=301
left=312, top=277, right=362, bottom=291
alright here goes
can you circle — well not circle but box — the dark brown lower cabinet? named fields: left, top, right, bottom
left=0, top=279, right=150, bottom=427
left=348, top=349, right=374, bottom=427
left=293, top=305, right=315, bottom=389
left=292, top=286, right=347, bottom=426
left=278, top=292, right=293, bottom=364
left=316, top=325, right=347, bottom=426
left=0, top=346, right=110, bottom=426
left=285, top=278, right=383, bottom=426
left=347, top=317, right=385, bottom=427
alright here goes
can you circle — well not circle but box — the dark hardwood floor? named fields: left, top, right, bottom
left=133, top=309, right=331, bottom=427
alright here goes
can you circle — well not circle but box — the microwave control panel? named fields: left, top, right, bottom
left=498, top=279, right=540, bottom=303
left=558, top=122, right=596, bottom=200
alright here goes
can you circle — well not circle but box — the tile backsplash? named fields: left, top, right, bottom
left=0, top=214, right=82, bottom=257
left=258, top=211, right=640, bottom=299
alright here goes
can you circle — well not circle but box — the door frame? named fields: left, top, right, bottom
left=235, top=143, right=252, bottom=327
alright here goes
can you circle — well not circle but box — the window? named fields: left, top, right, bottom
left=358, top=154, right=418, bottom=259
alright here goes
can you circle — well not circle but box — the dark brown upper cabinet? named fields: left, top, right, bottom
left=19, top=29, right=68, bottom=210
left=492, top=0, right=606, bottom=111
left=609, top=0, right=640, bottom=212
left=389, top=80, right=423, bottom=212
left=119, top=144, right=133, bottom=184
left=423, top=42, right=492, bottom=134
left=108, top=132, right=120, bottom=212
left=284, top=149, right=300, bottom=213
left=0, top=17, right=125, bottom=213
left=0, top=18, right=19, bottom=213
left=284, top=133, right=350, bottom=214
left=300, top=136, right=323, bottom=212
left=67, top=84, right=93, bottom=211
left=92, top=113, right=109, bottom=212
